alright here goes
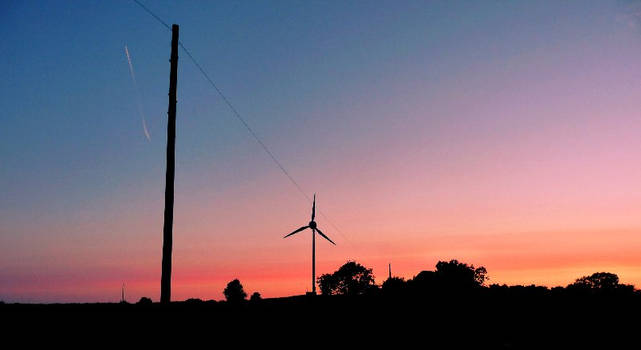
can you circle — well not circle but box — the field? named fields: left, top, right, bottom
left=3, top=290, right=639, bottom=347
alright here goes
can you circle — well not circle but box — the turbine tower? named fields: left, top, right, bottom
left=283, top=194, right=335, bottom=294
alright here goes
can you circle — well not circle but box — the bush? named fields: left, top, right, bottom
left=250, top=292, right=262, bottom=302
left=137, top=297, right=153, bottom=305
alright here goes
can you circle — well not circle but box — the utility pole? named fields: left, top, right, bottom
left=161, top=24, right=179, bottom=304
left=389, top=263, right=392, bottom=280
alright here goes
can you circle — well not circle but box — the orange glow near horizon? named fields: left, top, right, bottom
left=7, top=224, right=638, bottom=303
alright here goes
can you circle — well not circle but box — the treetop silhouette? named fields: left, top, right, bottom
left=224, top=279, right=247, bottom=303
left=318, top=261, right=377, bottom=296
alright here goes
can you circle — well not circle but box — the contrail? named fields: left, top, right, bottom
left=125, top=45, right=151, bottom=141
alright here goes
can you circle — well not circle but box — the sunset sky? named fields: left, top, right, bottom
left=2, top=0, right=641, bottom=303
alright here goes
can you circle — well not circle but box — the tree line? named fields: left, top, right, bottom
left=133, top=259, right=639, bottom=304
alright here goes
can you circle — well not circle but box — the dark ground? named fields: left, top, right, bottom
left=3, top=291, right=639, bottom=347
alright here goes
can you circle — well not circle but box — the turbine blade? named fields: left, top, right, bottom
left=315, top=227, right=336, bottom=245
left=284, top=226, right=309, bottom=238
left=311, top=193, right=316, bottom=221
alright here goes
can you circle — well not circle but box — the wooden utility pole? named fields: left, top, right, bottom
left=161, top=24, right=179, bottom=304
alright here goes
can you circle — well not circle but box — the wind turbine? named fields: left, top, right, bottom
left=283, top=194, right=335, bottom=295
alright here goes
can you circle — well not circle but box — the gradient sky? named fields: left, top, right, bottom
left=2, top=0, right=641, bottom=303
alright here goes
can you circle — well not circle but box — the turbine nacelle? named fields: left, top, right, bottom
left=282, top=194, right=335, bottom=245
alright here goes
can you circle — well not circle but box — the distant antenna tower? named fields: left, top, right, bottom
left=388, top=263, right=392, bottom=279
left=121, top=283, right=126, bottom=303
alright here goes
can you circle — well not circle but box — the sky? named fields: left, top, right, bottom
left=1, top=0, right=641, bottom=303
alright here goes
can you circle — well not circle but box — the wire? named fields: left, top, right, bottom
left=178, top=43, right=310, bottom=202
left=132, top=0, right=171, bottom=30
left=130, top=0, right=357, bottom=250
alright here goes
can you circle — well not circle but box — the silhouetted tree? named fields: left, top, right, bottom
left=409, top=270, right=437, bottom=291
left=224, top=279, right=247, bottom=303
left=382, top=276, right=406, bottom=295
left=567, top=272, right=635, bottom=295
left=569, top=272, right=619, bottom=289
left=473, top=266, right=488, bottom=286
left=250, top=292, right=262, bottom=302
left=317, top=261, right=376, bottom=296
left=137, top=297, right=152, bottom=305
left=435, top=259, right=488, bottom=289
left=318, top=273, right=338, bottom=295
left=550, top=286, right=565, bottom=296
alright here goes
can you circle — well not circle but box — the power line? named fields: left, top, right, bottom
left=178, top=43, right=310, bottom=203
left=130, top=0, right=357, bottom=250
left=132, top=0, right=171, bottom=30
